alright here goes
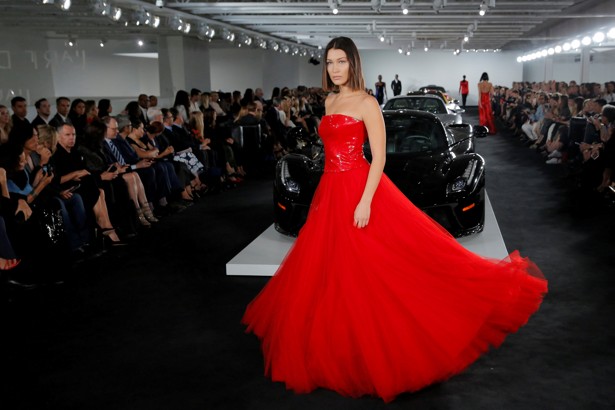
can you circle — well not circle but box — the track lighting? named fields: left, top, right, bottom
left=479, top=1, right=488, bottom=16
left=329, top=0, right=340, bottom=15
left=41, top=0, right=71, bottom=11
left=110, top=7, right=122, bottom=21
left=401, top=0, right=413, bottom=15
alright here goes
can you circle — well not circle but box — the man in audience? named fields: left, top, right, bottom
left=31, top=98, right=52, bottom=127
left=137, top=94, right=150, bottom=125
left=190, top=88, right=202, bottom=113
left=9, top=96, right=31, bottom=139
left=49, top=96, right=71, bottom=127
left=147, top=95, right=159, bottom=120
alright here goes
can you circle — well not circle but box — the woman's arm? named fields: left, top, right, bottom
left=354, top=96, right=386, bottom=229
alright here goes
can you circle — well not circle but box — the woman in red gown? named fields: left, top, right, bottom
left=478, top=72, right=497, bottom=134
left=242, top=37, right=547, bottom=403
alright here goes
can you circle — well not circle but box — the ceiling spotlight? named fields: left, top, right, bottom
left=571, top=39, right=581, bottom=49
left=581, top=36, right=591, bottom=46
left=401, top=0, right=412, bottom=15
left=464, top=35, right=469, bottom=42
left=371, top=0, right=383, bottom=13
left=110, top=7, right=122, bottom=21
left=282, top=44, right=290, bottom=54
left=379, top=33, right=385, bottom=42
left=182, top=22, right=191, bottom=34
left=151, top=15, right=160, bottom=28
left=137, top=39, right=144, bottom=47
left=608, top=27, right=615, bottom=39
left=592, top=31, right=605, bottom=43
left=155, top=0, right=165, bottom=7
left=398, top=47, right=403, bottom=54
left=329, top=0, right=340, bottom=14
left=42, top=0, right=71, bottom=10
left=92, top=0, right=110, bottom=16
left=99, top=39, right=106, bottom=47
left=479, top=1, right=488, bottom=16
left=66, top=37, right=76, bottom=47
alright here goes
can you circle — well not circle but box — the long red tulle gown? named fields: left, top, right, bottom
left=242, top=114, right=547, bottom=402
left=479, top=91, right=497, bottom=134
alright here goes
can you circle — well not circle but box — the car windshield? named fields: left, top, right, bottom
left=384, top=97, right=447, bottom=114
left=384, top=116, right=446, bottom=154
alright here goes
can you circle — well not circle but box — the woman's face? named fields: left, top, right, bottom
left=24, top=128, right=39, bottom=151
left=0, top=107, right=9, bottom=124
left=74, top=102, right=86, bottom=115
left=326, top=48, right=349, bottom=87
left=134, top=124, right=144, bottom=137
left=89, top=105, right=99, bottom=117
left=17, top=152, right=27, bottom=171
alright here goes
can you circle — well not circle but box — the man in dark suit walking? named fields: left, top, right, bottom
left=391, top=74, right=402, bottom=96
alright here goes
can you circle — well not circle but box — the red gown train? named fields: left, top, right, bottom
left=242, top=114, right=547, bottom=402
left=479, top=91, right=497, bottom=134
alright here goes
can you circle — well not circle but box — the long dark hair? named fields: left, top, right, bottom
left=480, top=72, right=489, bottom=82
left=322, top=37, right=365, bottom=92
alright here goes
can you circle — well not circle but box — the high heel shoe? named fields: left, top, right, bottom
left=143, top=205, right=159, bottom=223
left=101, top=228, right=127, bottom=247
left=136, top=208, right=152, bottom=227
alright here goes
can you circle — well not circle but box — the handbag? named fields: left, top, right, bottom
left=35, top=205, right=67, bottom=247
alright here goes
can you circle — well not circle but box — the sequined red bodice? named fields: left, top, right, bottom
left=318, top=114, right=368, bottom=173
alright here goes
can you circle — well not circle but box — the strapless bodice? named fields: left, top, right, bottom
left=318, top=114, right=368, bottom=173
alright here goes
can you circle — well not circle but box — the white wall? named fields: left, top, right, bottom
left=361, top=49, right=522, bottom=106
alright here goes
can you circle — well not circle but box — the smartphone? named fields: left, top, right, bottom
left=67, top=184, right=81, bottom=193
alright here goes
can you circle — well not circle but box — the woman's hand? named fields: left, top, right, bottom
left=101, top=170, right=118, bottom=181
left=36, top=146, right=52, bottom=164
left=16, top=199, right=32, bottom=221
left=353, top=201, right=371, bottom=229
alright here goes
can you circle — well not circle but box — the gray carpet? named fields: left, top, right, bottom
left=1, top=109, right=614, bottom=410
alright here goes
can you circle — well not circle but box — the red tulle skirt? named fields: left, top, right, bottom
left=242, top=164, right=547, bottom=402
left=479, top=92, right=497, bottom=134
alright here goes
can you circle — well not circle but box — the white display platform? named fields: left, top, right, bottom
left=226, top=193, right=508, bottom=276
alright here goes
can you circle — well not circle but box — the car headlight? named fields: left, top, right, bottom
left=280, top=161, right=300, bottom=194
left=447, top=160, right=477, bottom=194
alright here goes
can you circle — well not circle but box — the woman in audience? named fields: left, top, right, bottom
left=0, top=141, right=72, bottom=283
left=142, top=121, right=195, bottom=201
left=85, top=100, right=99, bottom=126
left=68, top=98, right=87, bottom=142
left=98, top=99, right=112, bottom=119
left=173, top=89, right=191, bottom=123
left=593, top=104, right=615, bottom=192
left=127, top=120, right=186, bottom=204
left=0, top=167, right=22, bottom=272
left=114, top=115, right=169, bottom=213
left=25, top=124, right=91, bottom=253
left=0, top=105, right=11, bottom=145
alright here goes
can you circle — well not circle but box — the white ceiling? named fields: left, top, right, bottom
left=1, top=0, right=613, bottom=54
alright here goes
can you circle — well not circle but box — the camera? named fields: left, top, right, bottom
left=155, top=0, right=164, bottom=8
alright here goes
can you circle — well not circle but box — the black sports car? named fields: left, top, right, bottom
left=274, top=110, right=488, bottom=238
